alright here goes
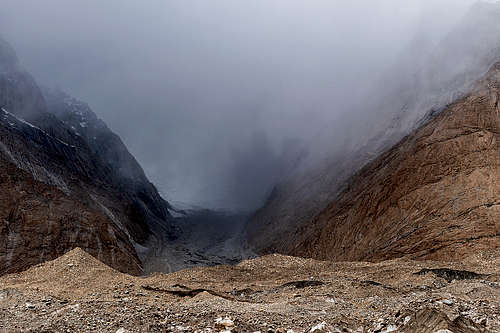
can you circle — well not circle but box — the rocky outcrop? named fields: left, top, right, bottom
left=0, top=157, right=142, bottom=275
left=0, top=36, right=172, bottom=275
left=289, top=61, right=500, bottom=261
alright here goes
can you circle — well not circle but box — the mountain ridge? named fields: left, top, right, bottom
left=263, top=59, right=500, bottom=262
left=0, top=36, right=173, bottom=275
left=245, top=2, right=500, bottom=258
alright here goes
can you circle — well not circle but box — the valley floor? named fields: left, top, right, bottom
left=142, top=209, right=255, bottom=274
left=0, top=248, right=499, bottom=332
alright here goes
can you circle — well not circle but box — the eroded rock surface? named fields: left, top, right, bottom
left=0, top=248, right=498, bottom=332
left=246, top=3, right=500, bottom=261
left=0, top=36, right=172, bottom=275
left=289, top=62, right=500, bottom=262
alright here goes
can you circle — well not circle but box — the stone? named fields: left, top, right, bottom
left=215, top=317, right=235, bottom=330
left=443, top=299, right=454, bottom=306
left=25, top=302, right=35, bottom=310
left=310, top=322, right=328, bottom=332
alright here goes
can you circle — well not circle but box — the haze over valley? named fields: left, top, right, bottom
left=0, top=0, right=481, bottom=210
left=0, top=1, right=499, bottom=332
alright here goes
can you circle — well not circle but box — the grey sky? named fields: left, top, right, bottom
left=0, top=0, right=477, bottom=209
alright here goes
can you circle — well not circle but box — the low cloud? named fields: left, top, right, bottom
left=0, top=0, right=478, bottom=209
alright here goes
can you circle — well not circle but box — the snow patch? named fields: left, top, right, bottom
left=168, top=209, right=187, bottom=218
left=1, top=107, right=75, bottom=148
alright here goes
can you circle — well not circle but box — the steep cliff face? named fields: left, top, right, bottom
left=289, top=62, right=500, bottom=261
left=246, top=1, right=500, bottom=256
left=0, top=36, right=172, bottom=275
left=41, top=88, right=172, bottom=242
left=0, top=156, right=142, bottom=275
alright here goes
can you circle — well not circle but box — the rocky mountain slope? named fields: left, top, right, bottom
left=0, top=36, right=173, bottom=275
left=246, top=1, right=500, bottom=260
left=0, top=247, right=498, bottom=332
left=289, top=61, right=500, bottom=262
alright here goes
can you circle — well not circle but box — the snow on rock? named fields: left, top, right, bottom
left=168, top=208, right=187, bottom=219
left=1, top=107, right=75, bottom=148
left=0, top=136, right=71, bottom=195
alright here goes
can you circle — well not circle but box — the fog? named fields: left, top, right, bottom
left=0, top=0, right=479, bottom=210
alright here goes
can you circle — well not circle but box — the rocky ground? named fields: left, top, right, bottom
left=0, top=248, right=498, bottom=332
left=143, top=209, right=255, bottom=274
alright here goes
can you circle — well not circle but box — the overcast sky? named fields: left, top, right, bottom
left=0, top=0, right=478, bottom=209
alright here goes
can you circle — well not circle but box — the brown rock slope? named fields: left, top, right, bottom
left=246, top=1, right=500, bottom=257
left=0, top=248, right=498, bottom=332
left=0, top=157, right=142, bottom=276
left=288, top=62, right=500, bottom=262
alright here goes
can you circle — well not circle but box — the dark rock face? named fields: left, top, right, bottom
left=41, top=88, right=172, bottom=242
left=0, top=36, right=172, bottom=275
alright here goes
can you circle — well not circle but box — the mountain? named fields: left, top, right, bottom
left=245, top=1, right=500, bottom=258
left=291, top=61, right=500, bottom=261
left=0, top=36, right=173, bottom=275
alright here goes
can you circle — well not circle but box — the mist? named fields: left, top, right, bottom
left=0, top=0, right=479, bottom=210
